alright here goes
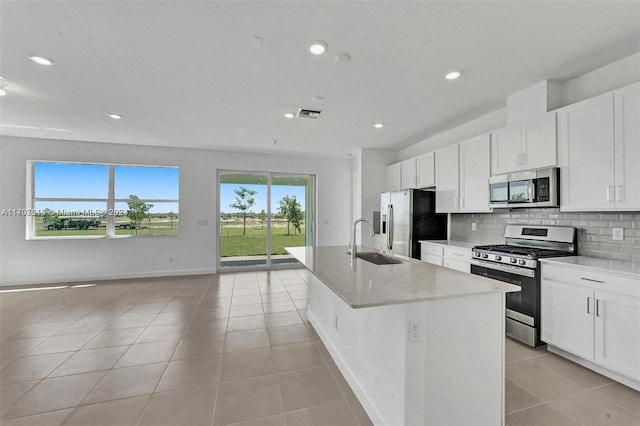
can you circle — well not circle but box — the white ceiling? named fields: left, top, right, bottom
left=1, top=1, right=639, bottom=158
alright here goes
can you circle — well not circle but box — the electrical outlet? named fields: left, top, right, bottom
left=408, top=320, right=420, bottom=343
left=471, top=222, right=477, bottom=231
left=612, top=228, right=624, bottom=241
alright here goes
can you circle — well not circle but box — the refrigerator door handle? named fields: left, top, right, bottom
left=388, top=204, right=394, bottom=250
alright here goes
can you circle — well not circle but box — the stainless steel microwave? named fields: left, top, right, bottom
left=489, top=167, right=559, bottom=208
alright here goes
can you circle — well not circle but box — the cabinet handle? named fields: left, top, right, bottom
left=596, top=299, right=602, bottom=317
left=606, top=186, right=614, bottom=203
left=581, top=277, right=605, bottom=284
left=616, top=185, right=624, bottom=202
left=586, top=297, right=591, bottom=314
left=461, top=196, right=465, bottom=208
left=521, top=153, right=527, bottom=166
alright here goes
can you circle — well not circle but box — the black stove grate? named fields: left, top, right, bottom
left=472, top=244, right=574, bottom=259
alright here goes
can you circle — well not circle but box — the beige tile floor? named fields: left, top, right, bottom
left=0, top=270, right=637, bottom=426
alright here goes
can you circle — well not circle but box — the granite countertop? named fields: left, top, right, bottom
left=540, top=256, right=639, bottom=280
left=418, top=240, right=477, bottom=249
left=287, top=245, right=520, bottom=308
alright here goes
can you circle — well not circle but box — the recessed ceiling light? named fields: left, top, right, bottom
left=0, top=87, right=6, bottom=97
left=283, top=112, right=295, bottom=119
left=308, top=41, right=328, bottom=55
left=374, top=123, right=385, bottom=129
left=311, top=96, right=324, bottom=102
left=445, top=71, right=461, bottom=80
left=29, top=55, right=54, bottom=66
left=335, top=53, right=351, bottom=63
left=0, top=75, right=5, bottom=80
left=107, top=113, right=122, bottom=120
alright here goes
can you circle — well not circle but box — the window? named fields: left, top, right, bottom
left=30, top=162, right=179, bottom=238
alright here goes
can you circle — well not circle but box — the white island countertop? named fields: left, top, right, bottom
left=287, top=245, right=519, bottom=308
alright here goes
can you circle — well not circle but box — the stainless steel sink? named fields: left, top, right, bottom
left=355, top=252, right=403, bottom=265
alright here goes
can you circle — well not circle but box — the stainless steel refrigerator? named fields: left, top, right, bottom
left=380, top=190, right=448, bottom=258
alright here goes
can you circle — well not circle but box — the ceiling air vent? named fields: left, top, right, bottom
left=297, top=108, right=322, bottom=119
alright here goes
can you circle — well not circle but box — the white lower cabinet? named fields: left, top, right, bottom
left=541, top=279, right=595, bottom=361
left=541, top=262, right=640, bottom=388
left=594, top=290, right=640, bottom=380
left=420, top=242, right=472, bottom=273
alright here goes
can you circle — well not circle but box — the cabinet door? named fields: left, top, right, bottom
left=490, top=125, right=521, bottom=175
left=459, top=134, right=492, bottom=212
left=558, top=92, right=615, bottom=211
left=416, top=152, right=435, bottom=188
left=386, top=163, right=402, bottom=192
left=522, top=112, right=557, bottom=170
left=435, top=144, right=460, bottom=213
left=614, top=82, right=640, bottom=210
left=594, top=290, right=640, bottom=381
left=541, top=279, right=594, bottom=360
left=401, top=158, right=417, bottom=190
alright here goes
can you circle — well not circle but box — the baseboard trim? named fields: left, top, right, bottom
left=0, top=268, right=219, bottom=286
left=547, top=345, right=640, bottom=391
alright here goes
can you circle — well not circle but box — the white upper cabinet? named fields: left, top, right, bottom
left=386, top=158, right=420, bottom=191
left=400, top=158, right=417, bottom=190
left=416, top=152, right=435, bottom=188
left=491, top=112, right=557, bottom=175
left=558, top=92, right=614, bottom=210
left=558, top=82, right=639, bottom=211
left=459, top=134, right=492, bottom=212
left=386, top=162, right=402, bottom=192
left=614, top=83, right=640, bottom=210
left=435, top=134, right=492, bottom=213
left=435, top=144, right=460, bottom=213
left=490, top=125, right=521, bottom=175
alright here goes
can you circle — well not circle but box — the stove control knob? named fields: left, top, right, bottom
left=518, top=259, right=526, bottom=266
left=509, top=258, right=517, bottom=264
left=494, top=255, right=502, bottom=261
left=481, top=253, right=488, bottom=259
left=474, top=252, right=480, bottom=257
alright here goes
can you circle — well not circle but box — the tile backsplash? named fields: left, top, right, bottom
left=450, top=209, right=640, bottom=269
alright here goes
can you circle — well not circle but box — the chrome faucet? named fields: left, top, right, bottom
left=351, top=218, right=375, bottom=261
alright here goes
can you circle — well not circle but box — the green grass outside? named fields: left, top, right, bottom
left=32, top=217, right=304, bottom=257
left=220, top=225, right=305, bottom=257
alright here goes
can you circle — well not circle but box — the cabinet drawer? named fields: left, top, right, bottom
left=444, top=246, right=471, bottom=259
left=421, top=243, right=444, bottom=256
left=421, top=254, right=444, bottom=266
left=542, top=264, right=640, bottom=298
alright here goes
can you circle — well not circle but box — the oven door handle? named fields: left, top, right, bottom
left=470, top=259, right=535, bottom=278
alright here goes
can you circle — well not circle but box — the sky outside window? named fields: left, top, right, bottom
left=35, top=163, right=108, bottom=198
left=115, top=166, right=179, bottom=200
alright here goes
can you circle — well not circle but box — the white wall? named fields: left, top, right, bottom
left=563, top=52, right=640, bottom=105
left=0, top=136, right=353, bottom=285
left=354, top=149, right=396, bottom=248
left=398, top=51, right=640, bottom=161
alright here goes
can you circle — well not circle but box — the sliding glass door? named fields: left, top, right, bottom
left=218, top=172, right=314, bottom=269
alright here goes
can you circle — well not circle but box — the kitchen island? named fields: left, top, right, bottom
left=287, top=246, right=520, bottom=426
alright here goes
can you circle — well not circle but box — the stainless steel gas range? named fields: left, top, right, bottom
left=471, top=225, right=577, bottom=347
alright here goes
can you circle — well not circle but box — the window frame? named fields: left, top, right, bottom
left=28, top=161, right=180, bottom=240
